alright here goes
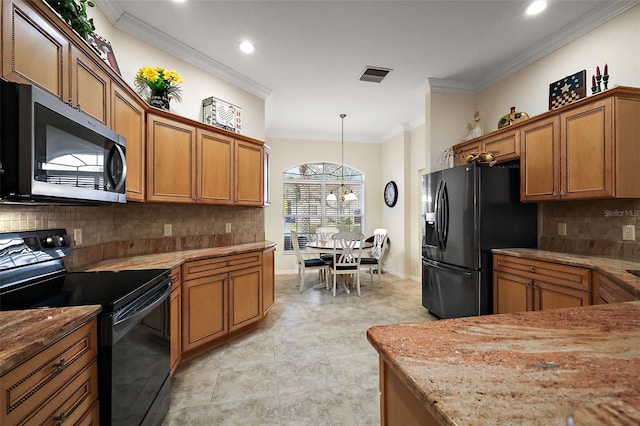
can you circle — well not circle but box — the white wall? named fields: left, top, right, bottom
left=265, top=138, right=382, bottom=274
left=429, top=92, right=476, bottom=172
left=88, top=7, right=266, bottom=140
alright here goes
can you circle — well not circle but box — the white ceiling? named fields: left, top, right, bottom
left=96, top=1, right=637, bottom=143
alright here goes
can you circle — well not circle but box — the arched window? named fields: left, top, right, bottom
left=283, top=162, right=364, bottom=251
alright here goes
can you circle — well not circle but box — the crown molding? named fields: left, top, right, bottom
left=94, top=4, right=271, bottom=99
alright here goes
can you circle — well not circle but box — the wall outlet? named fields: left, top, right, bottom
left=557, top=222, right=567, bottom=236
left=623, top=225, right=635, bottom=241
left=225, top=223, right=232, bottom=233
left=163, top=224, right=173, bottom=237
left=73, top=228, right=82, bottom=246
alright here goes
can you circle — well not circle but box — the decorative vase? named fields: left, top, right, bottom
left=149, top=88, right=170, bottom=110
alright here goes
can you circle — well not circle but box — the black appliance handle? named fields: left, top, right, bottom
left=422, top=258, right=473, bottom=276
left=111, top=278, right=171, bottom=344
left=434, top=180, right=443, bottom=249
left=440, top=181, right=449, bottom=249
left=106, top=143, right=127, bottom=192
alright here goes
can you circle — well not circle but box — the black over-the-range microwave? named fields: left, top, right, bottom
left=0, top=79, right=127, bottom=204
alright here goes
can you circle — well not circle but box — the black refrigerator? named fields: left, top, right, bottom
left=421, top=162, right=537, bottom=319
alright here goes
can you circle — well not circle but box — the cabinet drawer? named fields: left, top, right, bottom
left=595, top=272, right=638, bottom=304
left=1, top=320, right=97, bottom=425
left=494, top=255, right=590, bottom=292
left=183, top=252, right=262, bottom=281
left=22, top=360, right=98, bottom=426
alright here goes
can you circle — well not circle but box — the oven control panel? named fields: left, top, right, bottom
left=0, top=228, right=71, bottom=273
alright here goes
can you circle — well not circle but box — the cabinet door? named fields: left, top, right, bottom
left=197, top=129, right=234, bottom=204
left=482, top=128, right=519, bottom=162
left=229, top=266, right=262, bottom=331
left=262, top=247, right=275, bottom=315
left=594, top=272, right=638, bottom=304
left=182, top=273, right=228, bottom=352
left=70, top=46, right=110, bottom=124
left=520, top=116, right=560, bottom=201
left=2, top=0, right=69, bottom=99
left=112, top=86, right=146, bottom=201
left=533, top=281, right=590, bottom=311
left=147, top=114, right=197, bottom=203
left=560, top=98, right=613, bottom=200
left=452, top=140, right=481, bottom=166
left=170, top=268, right=182, bottom=375
left=235, top=140, right=264, bottom=206
left=264, top=144, right=271, bottom=206
left=493, top=270, right=532, bottom=314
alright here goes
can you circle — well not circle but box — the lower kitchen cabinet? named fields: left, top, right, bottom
left=593, top=271, right=639, bottom=304
left=0, top=319, right=99, bottom=425
left=180, top=248, right=272, bottom=359
left=493, top=254, right=591, bottom=314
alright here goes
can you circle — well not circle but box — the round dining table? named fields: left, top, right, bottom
left=305, top=240, right=373, bottom=251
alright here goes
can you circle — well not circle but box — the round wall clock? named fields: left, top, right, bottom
left=384, top=181, right=398, bottom=207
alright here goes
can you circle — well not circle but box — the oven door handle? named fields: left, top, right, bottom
left=113, top=279, right=171, bottom=329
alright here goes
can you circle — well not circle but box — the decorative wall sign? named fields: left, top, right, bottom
left=87, top=32, right=120, bottom=75
left=549, top=70, right=586, bottom=110
left=202, top=97, right=242, bottom=133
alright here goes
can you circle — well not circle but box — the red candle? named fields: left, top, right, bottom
left=604, top=64, right=608, bottom=75
left=592, top=75, right=596, bottom=86
left=596, top=66, right=601, bottom=76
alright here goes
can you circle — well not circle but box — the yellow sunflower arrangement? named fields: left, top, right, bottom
left=134, top=66, right=183, bottom=105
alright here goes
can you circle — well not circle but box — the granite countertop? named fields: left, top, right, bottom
left=367, top=301, right=640, bottom=425
left=492, top=248, right=640, bottom=297
left=82, top=241, right=276, bottom=272
left=0, top=305, right=102, bottom=374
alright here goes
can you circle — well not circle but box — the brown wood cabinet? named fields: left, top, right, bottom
left=197, top=128, right=234, bottom=204
left=521, top=90, right=640, bottom=201
left=147, top=113, right=197, bottom=203
left=493, top=254, right=591, bottom=314
left=453, top=127, right=519, bottom=166
left=112, top=85, right=147, bottom=202
left=70, top=45, right=111, bottom=124
left=0, top=319, right=99, bottom=425
left=170, top=267, right=182, bottom=375
left=262, top=247, right=275, bottom=315
left=235, top=140, right=264, bottom=206
left=593, top=271, right=639, bottom=304
left=181, top=250, right=266, bottom=356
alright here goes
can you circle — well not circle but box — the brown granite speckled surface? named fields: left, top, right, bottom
left=0, top=306, right=101, bottom=374
left=82, top=241, right=277, bottom=271
left=492, top=248, right=640, bottom=297
left=367, top=301, right=640, bottom=426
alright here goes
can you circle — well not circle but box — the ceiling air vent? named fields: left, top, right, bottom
left=359, top=66, right=392, bottom=83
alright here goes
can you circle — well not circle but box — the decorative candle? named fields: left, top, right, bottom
left=596, top=66, right=601, bottom=76
left=592, top=75, right=596, bottom=86
left=604, top=64, right=608, bottom=75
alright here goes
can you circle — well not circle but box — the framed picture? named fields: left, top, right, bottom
left=202, top=96, right=242, bottom=133
left=87, top=32, right=121, bottom=76
left=548, top=70, right=586, bottom=110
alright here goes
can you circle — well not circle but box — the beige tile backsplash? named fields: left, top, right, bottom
left=539, top=199, right=640, bottom=260
left=0, top=203, right=265, bottom=269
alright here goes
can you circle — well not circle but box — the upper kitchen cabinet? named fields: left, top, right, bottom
left=521, top=87, right=640, bottom=202
left=147, top=113, right=197, bottom=203
left=112, top=85, right=147, bottom=202
left=235, top=139, right=264, bottom=206
left=453, top=127, right=519, bottom=166
left=197, top=128, right=234, bottom=205
left=70, top=45, right=111, bottom=124
left=2, top=0, right=69, bottom=100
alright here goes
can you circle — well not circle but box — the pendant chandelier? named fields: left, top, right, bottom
left=327, top=114, right=357, bottom=202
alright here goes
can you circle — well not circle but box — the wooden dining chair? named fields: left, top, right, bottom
left=328, top=231, right=364, bottom=297
left=360, top=229, right=389, bottom=285
left=291, top=230, right=328, bottom=292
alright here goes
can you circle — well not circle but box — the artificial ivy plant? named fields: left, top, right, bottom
left=45, top=0, right=96, bottom=40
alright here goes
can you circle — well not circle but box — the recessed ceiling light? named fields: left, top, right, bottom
left=526, top=1, right=547, bottom=16
left=171, top=0, right=187, bottom=3
left=239, top=41, right=255, bottom=54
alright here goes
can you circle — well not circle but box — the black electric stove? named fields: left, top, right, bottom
left=0, top=229, right=172, bottom=426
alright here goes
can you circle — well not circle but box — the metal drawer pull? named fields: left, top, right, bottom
left=53, top=411, right=68, bottom=425
left=52, top=357, right=65, bottom=372
left=530, top=267, right=535, bottom=273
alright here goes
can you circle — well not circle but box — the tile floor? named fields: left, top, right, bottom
left=163, top=271, right=436, bottom=425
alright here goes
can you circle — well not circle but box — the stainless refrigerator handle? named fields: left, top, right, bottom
left=434, top=181, right=443, bottom=249
left=441, top=182, right=449, bottom=249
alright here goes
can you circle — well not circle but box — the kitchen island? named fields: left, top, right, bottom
left=367, top=301, right=640, bottom=425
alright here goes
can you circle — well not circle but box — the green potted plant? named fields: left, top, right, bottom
left=45, top=0, right=96, bottom=40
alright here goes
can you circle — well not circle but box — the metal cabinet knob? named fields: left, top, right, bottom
left=54, top=411, right=68, bottom=425
left=52, top=357, right=65, bottom=372
left=530, top=266, right=535, bottom=273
